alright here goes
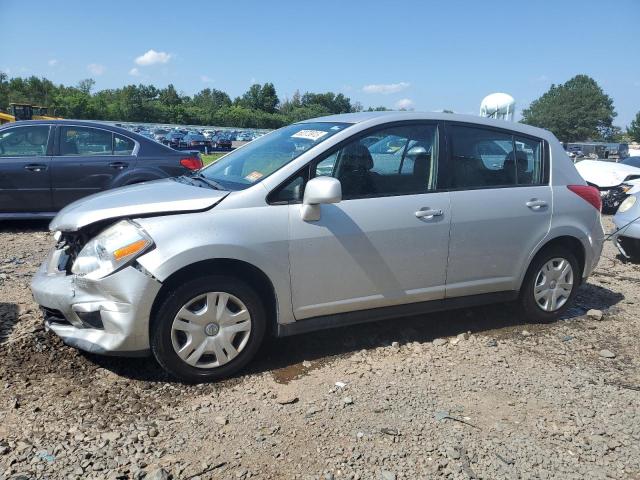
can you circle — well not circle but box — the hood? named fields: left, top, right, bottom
left=575, top=160, right=640, bottom=188
left=50, top=178, right=229, bottom=232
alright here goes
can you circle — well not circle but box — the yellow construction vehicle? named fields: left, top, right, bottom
left=0, top=103, right=62, bottom=124
left=0, top=111, right=13, bottom=124
left=32, top=105, right=61, bottom=120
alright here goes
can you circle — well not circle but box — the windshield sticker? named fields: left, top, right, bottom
left=291, top=129, right=329, bottom=141
left=244, top=171, right=264, bottom=182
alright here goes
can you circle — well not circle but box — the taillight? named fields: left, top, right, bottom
left=567, top=185, right=602, bottom=211
left=180, top=156, right=203, bottom=170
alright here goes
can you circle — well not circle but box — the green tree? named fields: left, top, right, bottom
left=259, top=83, right=279, bottom=113
left=628, top=111, right=640, bottom=142
left=237, top=83, right=279, bottom=113
left=77, top=78, right=95, bottom=95
left=159, top=84, right=181, bottom=106
left=521, top=75, right=616, bottom=142
left=0, top=72, right=9, bottom=109
left=300, top=92, right=351, bottom=113
left=0, top=73, right=375, bottom=128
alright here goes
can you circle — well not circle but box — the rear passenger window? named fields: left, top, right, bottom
left=449, top=126, right=514, bottom=188
left=60, top=126, right=113, bottom=156
left=114, top=134, right=135, bottom=155
left=449, top=126, right=545, bottom=188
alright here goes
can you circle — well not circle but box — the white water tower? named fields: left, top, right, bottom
left=480, top=93, right=515, bottom=121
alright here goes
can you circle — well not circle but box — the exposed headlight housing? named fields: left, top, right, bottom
left=71, top=220, right=153, bottom=280
left=618, top=195, right=637, bottom=213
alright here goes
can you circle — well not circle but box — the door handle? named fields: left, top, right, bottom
left=526, top=199, right=548, bottom=210
left=109, top=162, right=128, bottom=170
left=24, top=164, right=47, bottom=172
left=415, top=207, right=444, bottom=219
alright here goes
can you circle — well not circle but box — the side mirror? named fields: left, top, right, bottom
left=301, top=176, right=342, bottom=221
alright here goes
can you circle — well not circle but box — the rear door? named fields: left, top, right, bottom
left=50, top=125, right=137, bottom=209
left=444, top=123, right=552, bottom=297
left=0, top=125, right=53, bottom=213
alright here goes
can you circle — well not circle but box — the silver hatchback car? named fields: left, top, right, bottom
left=31, top=112, right=604, bottom=382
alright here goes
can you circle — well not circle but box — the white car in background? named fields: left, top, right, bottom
left=575, top=159, right=640, bottom=212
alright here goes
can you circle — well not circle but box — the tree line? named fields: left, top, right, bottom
left=1, top=71, right=638, bottom=142
left=0, top=72, right=388, bottom=129
left=521, top=74, right=638, bottom=143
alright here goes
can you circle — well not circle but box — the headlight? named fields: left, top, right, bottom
left=618, top=195, right=637, bottom=213
left=71, top=220, right=153, bottom=280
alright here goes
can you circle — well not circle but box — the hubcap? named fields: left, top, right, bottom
left=533, top=258, right=574, bottom=312
left=170, top=292, right=252, bottom=369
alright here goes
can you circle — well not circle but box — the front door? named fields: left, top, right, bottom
left=0, top=125, right=53, bottom=213
left=51, top=125, right=136, bottom=209
left=287, top=122, right=451, bottom=320
left=444, top=124, right=552, bottom=297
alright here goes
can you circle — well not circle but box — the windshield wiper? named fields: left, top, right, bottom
left=190, top=172, right=225, bottom=190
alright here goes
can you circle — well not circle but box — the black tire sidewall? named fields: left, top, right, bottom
left=520, top=247, right=580, bottom=323
left=151, top=275, right=266, bottom=383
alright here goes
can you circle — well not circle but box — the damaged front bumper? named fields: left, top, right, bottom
left=30, top=248, right=161, bottom=356
left=599, top=185, right=631, bottom=211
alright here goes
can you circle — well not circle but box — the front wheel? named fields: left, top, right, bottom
left=519, top=246, right=580, bottom=323
left=151, top=275, right=266, bottom=383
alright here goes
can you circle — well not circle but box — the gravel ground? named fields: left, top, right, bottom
left=0, top=217, right=639, bottom=480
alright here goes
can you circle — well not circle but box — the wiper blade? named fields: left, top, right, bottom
left=191, top=172, right=224, bottom=190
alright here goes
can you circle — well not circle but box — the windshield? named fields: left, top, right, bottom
left=200, top=122, right=349, bottom=190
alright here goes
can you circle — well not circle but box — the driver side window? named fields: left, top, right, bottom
left=315, top=123, right=438, bottom=200
left=269, top=123, right=438, bottom=203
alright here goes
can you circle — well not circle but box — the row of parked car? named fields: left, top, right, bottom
left=114, top=124, right=266, bottom=152
left=564, top=142, right=630, bottom=161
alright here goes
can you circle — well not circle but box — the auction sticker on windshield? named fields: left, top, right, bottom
left=244, top=171, right=264, bottom=182
left=291, top=130, right=329, bottom=141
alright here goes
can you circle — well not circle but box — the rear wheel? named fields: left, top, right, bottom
left=151, top=275, right=266, bottom=383
left=520, top=246, right=579, bottom=323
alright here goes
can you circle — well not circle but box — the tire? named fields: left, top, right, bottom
left=519, top=246, right=580, bottom=323
left=150, top=275, right=266, bottom=383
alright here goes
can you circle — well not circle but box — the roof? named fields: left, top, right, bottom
left=1, top=119, right=148, bottom=140
left=0, top=119, right=180, bottom=155
left=300, top=111, right=555, bottom=140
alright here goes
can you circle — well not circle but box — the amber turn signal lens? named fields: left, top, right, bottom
left=113, top=239, right=149, bottom=261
